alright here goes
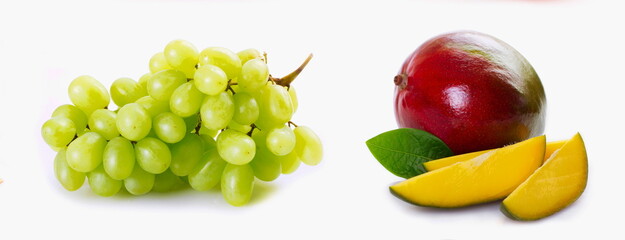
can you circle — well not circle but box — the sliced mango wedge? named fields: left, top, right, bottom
left=423, top=149, right=491, bottom=172
left=543, top=139, right=567, bottom=163
left=390, top=136, right=545, bottom=208
left=424, top=140, right=567, bottom=172
left=501, top=133, right=587, bottom=220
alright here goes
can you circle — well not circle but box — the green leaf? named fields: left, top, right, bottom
left=366, top=128, right=453, bottom=178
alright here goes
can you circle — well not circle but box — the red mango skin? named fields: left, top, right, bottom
left=394, top=31, right=546, bottom=154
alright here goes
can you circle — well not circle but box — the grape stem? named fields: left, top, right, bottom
left=288, top=121, right=298, bottom=128
left=247, top=124, right=258, bottom=137
left=226, top=80, right=237, bottom=94
left=271, top=53, right=313, bottom=88
left=194, top=113, right=202, bottom=134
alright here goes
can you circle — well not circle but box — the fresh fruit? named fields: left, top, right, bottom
left=116, top=103, right=152, bottom=141
left=51, top=104, right=88, bottom=134
left=266, top=125, right=296, bottom=156
left=41, top=41, right=321, bottom=206
left=390, top=135, right=545, bottom=208
left=422, top=149, right=490, bottom=172
left=42, top=117, right=76, bottom=148
left=221, top=163, right=255, bottom=206
left=544, top=139, right=567, bottom=162
left=423, top=140, right=568, bottom=171
left=54, top=148, right=85, bottom=191
left=102, top=137, right=135, bottom=180
left=134, top=137, right=171, bottom=174
left=88, top=109, right=119, bottom=140
left=65, top=132, right=107, bottom=172
left=163, top=39, right=199, bottom=78
left=152, top=112, right=186, bottom=144
left=501, top=133, right=587, bottom=221
left=293, top=125, right=323, bottom=166
left=217, top=129, right=256, bottom=165
left=87, top=165, right=122, bottom=197
left=110, top=77, right=146, bottom=107
left=124, top=166, right=155, bottom=195
left=147, top=69, right=187, bottom=101
left=394, top=31, right=546, bottom=154
left=67, top=75, right=110, bottom=116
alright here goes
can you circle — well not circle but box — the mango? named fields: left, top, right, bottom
left=501, top=133, right=587, bottom=221
left=390, top=136, right=545, bottom=208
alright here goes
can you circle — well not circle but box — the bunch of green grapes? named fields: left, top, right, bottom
left=41, top=40, right=322, bottom=206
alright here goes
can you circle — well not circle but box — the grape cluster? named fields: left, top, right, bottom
left=41, top=40, right=322, bottom=206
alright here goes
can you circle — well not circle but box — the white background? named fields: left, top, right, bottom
left=1, top=0, right=624, bottom=239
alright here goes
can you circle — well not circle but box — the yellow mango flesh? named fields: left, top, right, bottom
left=424, top=140, right=566, bottom=172
left=501, top=133, right=587, bottom=220
left=390, top=135, right=545, bottom=208
left=544, top=139, right=567, bottom=163
left=423, top=149, right=492, bottom=172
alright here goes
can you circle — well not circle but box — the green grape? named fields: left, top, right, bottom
left=255, top=84, right=294, bottom=130
left=188, top=149, right=227, bottom=191
left=228, top=121, right=252, bottom=134
left=221, top=163, right=254, bottom=206
left=124, top=166, right=154, bottom=195
left=87, top=165, right=122, bottom=197
left=138, top=73, right=151, bottom=91
left=170, top=134, right=204, bottom=176
left=149, top=52, right=172, bottom=73
left=66, top=132, right=106, bottom=172
left=194, top=64, right=228, bottom=96
left=232, top=92, right=259, bottom=125
left=42, top=117, right=76, bottom=148
left=148, top=69, right=187, bottom=101
left=170, top=81, right=203, bottom=117
left=110, top=77, right=147, bottom=107
left=198, top=47, right=242, bottom=80
left=102, top=137, right=135, bottom=180
left=277, top=151, right=301, bottom=174
left=68, top=75, right=110, bottom=115
left=164, top=40, right=198, bottom=78
left=200, top=91, right=234, bottom=131
left=250, top=130, right=281, bottom=181
left=288, top=86, right=298, bottom=113
left=266, top=125, right=296, bottom=156
left=238, top=59, right=269, bottom=93
left=152, top=169, right=184, bottom=192
left=116, top=103, right=151, bottom=141
left=153, top=112, right=186, bottom=144
left=216, top=129, right=255, bottom=165
left=294, top=126, right=323, bottom=166
left=135, top=95, right=170, bottom=118
left=200, top=133, right=216, bottom=150
left=250, top=151, right=281, bottom=181
left=237, top=48, right=262, bottom=65
left=52, top=104, right=88, bottom=134
left=88, top=109, right=119, bottom=140
left=135, top=137, right=171, bottom=174
left=199, top=126, right=219, bottom=139
left=54, top=148, right=85, bottom=191
left=184, top=115, right=199, bottom=133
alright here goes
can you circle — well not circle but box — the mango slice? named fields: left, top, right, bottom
left=423, top=149, right=492, bottom=172
left=501, top=133, right=587, bottom=221
left=424, top=140, right=566, bottom=172
left=543, top=139, right=567, bottom=163
left=390, top=135, right=545, bottom=208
